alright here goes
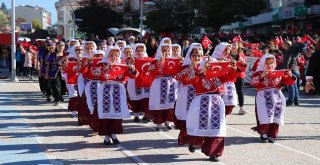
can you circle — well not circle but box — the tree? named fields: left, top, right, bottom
left=144, top=0, right=195, bottom=34
left=75, top=0, right=125, bottom=37
left=0, top=3, right=7, bottom=14
left=187, top=0, right=267, bottom=32
left=32, top=18, right=42, bottom=29
left=0, top=10, right=9, bottom=26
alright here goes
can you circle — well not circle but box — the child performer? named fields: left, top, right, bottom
left=97, top=46, right=138, bottom=145
left=126, top=44, right=152, bottom=122
left=250, top=54, right=296, bottom=143
left=179, top=52, right=242, bottom=162
left=175, top=43, right=202, bottom=145
left=148, top=44, right=178, bottom=131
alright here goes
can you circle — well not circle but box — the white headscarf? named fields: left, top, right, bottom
left=82, top=41, right=97, bottom=58
left=256, top=54, right=276, bottom=72
left=67, top=39, right=80, bottom=52
left=211, top=42, right=231, bottom=59
left=93, top=50, right=105, bottom=57
left=182, top=43, right=202, bottom=66
left=115, top=40, right=126, bottom=48
left=154, top=44, right=172, bottom=60
left=67, top=45, right=82, bottom=59
left=133, top=43, right=148, bottom=58
left=171, top=44, right=182, bottom=58
left=160, top=37, right=172, bottom=45
left=105, top=46, right=121, bottom=64
left=120, top=45, right=133, bottom=59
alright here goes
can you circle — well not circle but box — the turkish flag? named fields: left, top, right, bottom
left=135, top=57, right=155, bottom=87
left=302, top=34, right=315, bottom=46
left=109, top=64, right=128, bottom=78
left=66, top=61, right=78, bottom=84
left=232, top=35, right=243, bottom=42
left=279, top=36, right=283, bottom=49
left=205, top=61, right=230, bottom=78
left=243, top=43, right=259, bottom=48
left=201, top=35, right=212, bottom=49
left=273, top=36, right=280, bottom=45
left=163, top=58, right=182, bottom=75
left=252, top=48, right=263, bottom=57
left=92, top=58, right=102, bottom=67
left=269, top=69, right=288, bottom=78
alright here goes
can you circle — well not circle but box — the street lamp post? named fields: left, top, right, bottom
left=140, top=0, right=143, bottom=36
left=10, top=0, right=18, bottom=82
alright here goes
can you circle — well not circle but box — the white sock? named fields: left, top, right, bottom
left=72, top=111, right=77, bottom=116
left=134, top=113, right=139, bottom=117
left=165, top=121, right=170, bottom=125
left=262, top=134, right=267, bottom=138
left=111, top=134, right=118, bottom=139
left=104, top=135, right=110, bottom=142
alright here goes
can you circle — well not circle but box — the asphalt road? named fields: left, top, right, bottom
left=0, top=79, right=319, bottom=165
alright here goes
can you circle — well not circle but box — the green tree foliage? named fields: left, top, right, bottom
left=32, top=18, right=42, bottom=29
left=0, top=3, right=8, bottom=13
left=187, top=0, right=266, bottom=32
left=144, top=0, right=195, bottom=34
left=75, top=0, right=125, bottom=37
left=0, top=10, right=9, bottom=26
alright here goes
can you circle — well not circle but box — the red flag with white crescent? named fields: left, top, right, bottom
left=163, top=58, right=181, bottom=75
left=135, top=57, right=155, bottom=87
left=67, top=61, right=78, bottom=84
left=109, top=64, right=128, bottom=78
left=232, top=35, right=243, bottom=42
left=205, top=61, right=230, bottom=79
left=302, top=34, right=316, bottom=46
left=201, top=35, right=212, bottom=49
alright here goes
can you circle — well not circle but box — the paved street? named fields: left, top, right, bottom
left=0, top=78, right=319, bottom=165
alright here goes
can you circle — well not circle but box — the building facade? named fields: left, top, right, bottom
left=220, top=0, right=320, bottom=35
left=55, top=0, right=81, bottom=41
left=8, top=5, right=51, bottom=30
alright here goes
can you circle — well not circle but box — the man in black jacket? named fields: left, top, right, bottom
left=279, top=41, right=306, bottom=106
left=305, top=40, right=320, bottom=95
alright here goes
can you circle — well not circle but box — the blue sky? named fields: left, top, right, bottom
left=2, top=0, right=58, bottom=24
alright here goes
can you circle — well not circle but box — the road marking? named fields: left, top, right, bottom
left=30, top=82, right=320, bottom=162
left=31, top=82, right=148, bottom=165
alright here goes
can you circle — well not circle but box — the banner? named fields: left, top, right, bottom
left=244, top=56, right=258, bottom=83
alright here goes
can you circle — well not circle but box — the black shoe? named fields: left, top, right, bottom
left=268, top=138, right=275, bottom=143
left=133, top=117, right=140, bottom=123
left=112, top=138, right=120, bottom=144
left=46, top=97, right=52, bottom=101
left=260, top=135, right=268, bottom=143
left=155, top=127, right=162, bottom=132
left=165, top=123, right=173, bottom=130
left=60, top=98, right=64, bottom=102
left=286, top=101, right=294, bottom=106
left=188, top=145, right=195, bottom=153
left=209, top=156, right=220, bottom=162
left=142, top=117, right=152, bottom=122
left=294, top=102, right=300, bottom=106
left=103, top=140, right=112, bottom=145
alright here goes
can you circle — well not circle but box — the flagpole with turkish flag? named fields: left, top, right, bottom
left=201, top=35, right=212, bottom=49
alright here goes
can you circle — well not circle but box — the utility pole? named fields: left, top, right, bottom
left=10, top=0, right=18, bottom=82
left=139, top=0, right=143, bottom=37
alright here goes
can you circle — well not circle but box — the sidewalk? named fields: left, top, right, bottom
left=0, top=80, right=319, bottom=165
